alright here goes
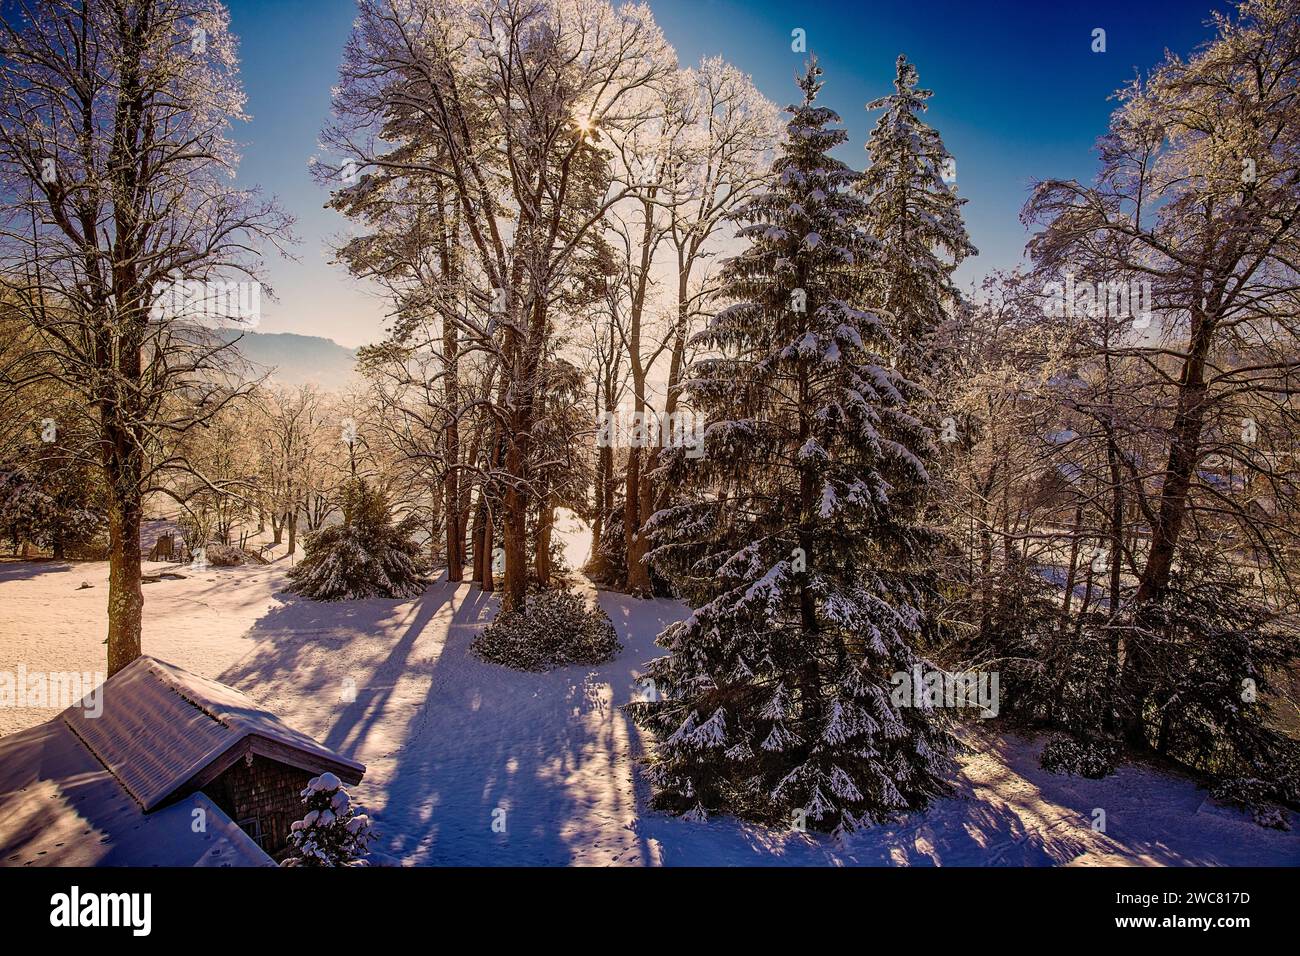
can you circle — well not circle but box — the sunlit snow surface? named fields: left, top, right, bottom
left=1, top=512, right=1296, bottom=866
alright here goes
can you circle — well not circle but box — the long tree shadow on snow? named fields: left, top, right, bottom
left=218, top=580, right=465, bottom=755
left=971, top=730, right=1300, bottom=866
left=215, top=578, right=1160, bottom=866
left=360, top=588, right=688, bottom=865
left=214, top=577, right=655, bottom=864
left=0, top=559, right=73, bottom=582
left=365, top=587, right=1089, bottom=865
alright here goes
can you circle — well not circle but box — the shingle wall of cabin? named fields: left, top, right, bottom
left=205, top=755, right=312, bottom=859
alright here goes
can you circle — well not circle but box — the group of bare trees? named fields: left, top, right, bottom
left=170, top=384, right=359, bottom=556
left=321, top=0, right=781, bottom=610
left=940, top=0, right=1300, bottom=768
left=1023, top=0, right=1300, bottom=608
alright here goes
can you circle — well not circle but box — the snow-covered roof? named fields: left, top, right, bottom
left=62, top=656, right=364, bottom=811
left=0, top=717, right=272, bottom=866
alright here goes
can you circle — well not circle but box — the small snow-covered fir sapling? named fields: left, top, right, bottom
left=288, top=479, right=429, bottom=600
left=282, top=772, right=373, bottom=867
left=630, top=58, right=958, bottom=835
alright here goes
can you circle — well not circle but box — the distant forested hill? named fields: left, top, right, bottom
left=223, top=331, right=359, bottom=392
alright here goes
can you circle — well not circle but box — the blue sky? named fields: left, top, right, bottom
left=226, top=0, right=1232, bottom=346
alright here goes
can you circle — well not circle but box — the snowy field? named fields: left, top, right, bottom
left=1, top=515, right=1297, bottom=866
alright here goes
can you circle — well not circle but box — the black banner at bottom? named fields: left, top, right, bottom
left=0, top=865, right=1287, bottom=942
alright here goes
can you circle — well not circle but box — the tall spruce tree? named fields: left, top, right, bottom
left=859, top=55, right=976, bottom=385
left=632, top=60, right=956, bottom=834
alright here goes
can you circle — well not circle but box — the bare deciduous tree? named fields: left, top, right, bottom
left=0, top=0, right=289, bottom=673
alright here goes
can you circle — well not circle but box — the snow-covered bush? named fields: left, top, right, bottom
left=281, top=772, right=372, bottom=867
left=1211, top=776, right=1291, bottom=830
left=946, top=557, right=1075, bottom=725
left=1125, top=555, right=1299, bottom=784
left=1039, top=735, right=1118, bottom=779
left=960, top=549, right=1300, bottom=809
left=288, top=479, right=429, bottom=601
left=472, top=588, right=621, bottom=672
left=204, top=543, right=245, bottom=567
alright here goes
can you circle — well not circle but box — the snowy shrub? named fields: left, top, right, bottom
left=1211, top=776, right=1291, bottom=830
left=1028, top=618, right=1123, bottom=738
left=288, top=480, right=429, bottom=601
left=959, top=549, right=1300, bottom=809
left=472, top=588, right=621, bottom=672
left=1039, top=734, right=1118, bottom=779
left=947, top=558, right=1075, bottom=725
left=204, top=543, right=245, bottom=567
left=281, top=772, right=372, bottom=867
left=1123, top=555, right=1300, bottom=783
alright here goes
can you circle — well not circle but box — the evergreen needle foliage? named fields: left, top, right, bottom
left=288, top=479, right=429, bottom=601
left=473, top=589, right=622, bottom=672
left=631, top=60, right=957, bottom=835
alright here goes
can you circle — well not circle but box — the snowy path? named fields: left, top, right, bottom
left=1, top=552, right=1297, bottom=865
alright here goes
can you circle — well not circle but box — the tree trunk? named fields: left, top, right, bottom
left=535, top=479, right=554, bottom=588
left=796, top=369, right=821, bottom=725
left=287, top=511, right=297, bottom=556
left=622, top=200, right=656, bottom=596
left=624, top=447, right=651, bottom=594
left=1124, top=312, right=1213, bottom=747
left=499, top=299, right=547, bottom=612
left=440, top=186, right=464, bottom=583
left=471, top=495, right=486, bottom=583
left=588, top=378, right=618, bottom=579
left=1060, top=501, right=1084, bottom=627
left=589, top=445, right=606, bottom=574
left=501, top=444, right=527, bottom=609
left=1135, top=312, right=1212, bottom=603
left=106, top=494, right=143, bottom=677
left=1104, top=427, right=1125, bottom=733
left=482, top=507, right=496, bottom=594
left=445, top=462, right=463, bottom=581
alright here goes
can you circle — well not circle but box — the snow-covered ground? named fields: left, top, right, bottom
left=1, top=514, right=1297, bottom=866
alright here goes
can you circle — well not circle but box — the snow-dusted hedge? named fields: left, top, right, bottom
left=472, top=589, right=621, bottom=672
left=281, top=772, right=372, bottom=867
left=288, top=480, right=429, bottom=601
left=1039, top=735, right=1118, bottom=779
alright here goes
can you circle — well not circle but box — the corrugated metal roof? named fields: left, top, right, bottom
left=0, top=718, right=273, bottom=867
left=62, top=656, right=364, bottom=812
